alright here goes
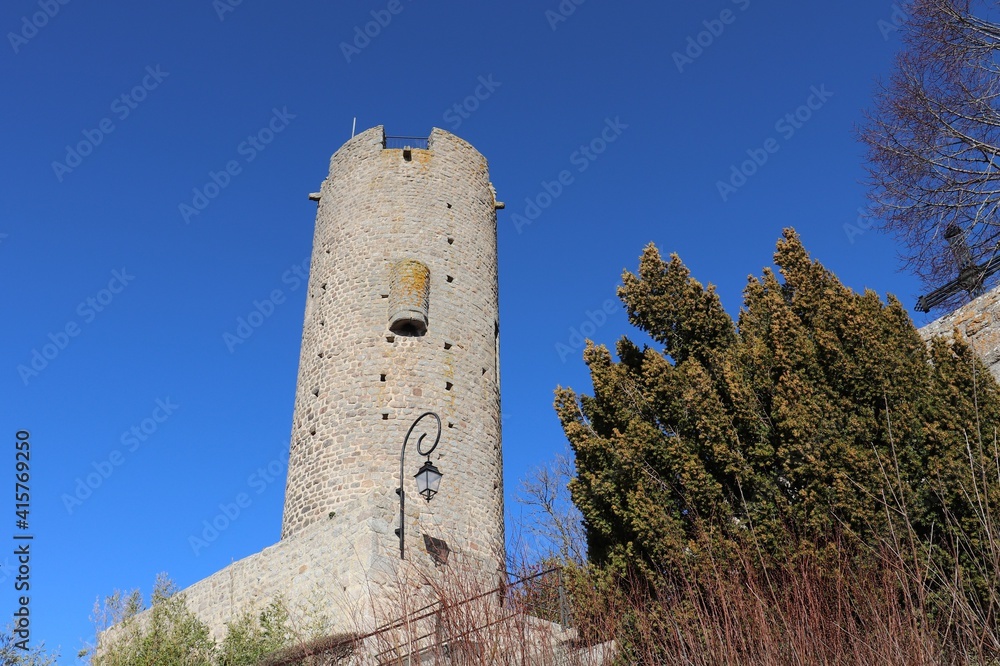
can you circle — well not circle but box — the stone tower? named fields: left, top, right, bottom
left=281, top=125, right=505, bottom=569
left=110, top=127, right=508, bottom=644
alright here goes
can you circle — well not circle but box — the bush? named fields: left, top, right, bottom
left=89, top=574, right=215, bottom=666
left=87, top=576, right=308, bottom=666
left=0, top=623, right=57, bottom=665
left=553, top=229, right=1000, bottom=662
left=557, top=230, right=1000, bottom=592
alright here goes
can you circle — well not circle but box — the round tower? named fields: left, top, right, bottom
left=281, top=126, right=504, bottom=570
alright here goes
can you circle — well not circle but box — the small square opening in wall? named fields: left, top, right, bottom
left=444, top=342, right=452, bottom=350
left=424, top=534, right=451, bottom=567
left=446, top=203, right=452, bottom=209
left=312, top=387, right=319, bottom=397
left=386, top=335, right=395, bottom=343
left=446, top=275, right=454, bottom=283
left=447, top=237, right=454, bottom=245
left=380, top=374, right=386, bottom=382
left=382, top=413, right=389, bottom=420
left=445, top=382, right=453, bottom=391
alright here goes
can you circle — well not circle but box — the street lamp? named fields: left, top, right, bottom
left=414, top=459, right=443, bottom=501
left=395, top=411, right=442, bottom=559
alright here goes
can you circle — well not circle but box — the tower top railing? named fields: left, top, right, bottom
left=383, top=135, right=430, bottom=150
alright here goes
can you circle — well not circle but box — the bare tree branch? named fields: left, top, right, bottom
left=861, top=0, right=1000, bottom=309
left=516, top=450, right=587, bottom=565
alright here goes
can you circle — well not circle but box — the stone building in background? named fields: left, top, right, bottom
left=919, top=287, right=1000, bottom=382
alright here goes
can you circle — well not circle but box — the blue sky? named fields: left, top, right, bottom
left=1, top=0, right=930, bottom=660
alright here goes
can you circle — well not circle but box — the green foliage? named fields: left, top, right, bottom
left=90, top=574, right=216, bottom=666
left=557, top=229, right=1000, bottom=590
left=0, top=624, right=58, bottom=666
left=217, top=602, right=290, bottom=666
left=87, top=575, right=303, bottom=666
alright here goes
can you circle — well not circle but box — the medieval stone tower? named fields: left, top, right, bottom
left=281, top=124, right=505, bottom=562
left=154, top=126, right=506, bottom=640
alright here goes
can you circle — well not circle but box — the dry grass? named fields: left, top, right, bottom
left=343, top=436, right=1000, bottom=665
left=568, top=544, right=990, bottom=666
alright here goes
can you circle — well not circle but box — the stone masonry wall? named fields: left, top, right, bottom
left=280, top=125, right=505, bottom=568
left=161, top=497, right=498, bottom=641
left=918, top=285, right=1000, bottom=382
left=173, top=498, right=386, bottom=640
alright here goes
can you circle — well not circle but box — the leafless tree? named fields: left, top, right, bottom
left=860, top=0, right=1000, bottom=309
left=516, top=450, right=587, bottom=566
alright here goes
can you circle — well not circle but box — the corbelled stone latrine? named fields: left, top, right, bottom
left=158, top=126, right=507, bottom=640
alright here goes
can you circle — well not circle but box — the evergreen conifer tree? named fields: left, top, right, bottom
left=557, top=229, right=1000, bottom=589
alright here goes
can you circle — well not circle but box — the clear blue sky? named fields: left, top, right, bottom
left=1, top=0, right=929, bottom=660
